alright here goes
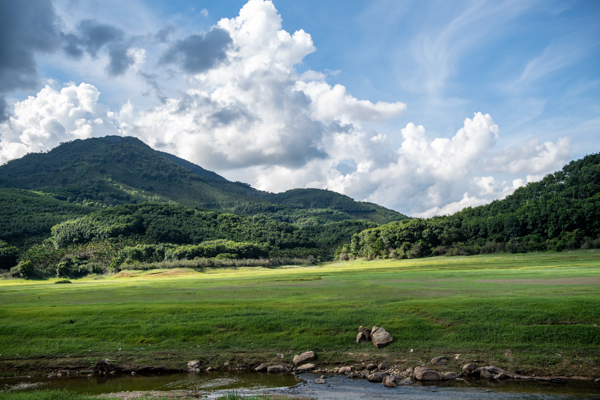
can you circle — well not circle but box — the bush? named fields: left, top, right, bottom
left=55, top=279, right=72, bottom=284
left=10, top=260, right=35, bottom=278
left=0, top=242, right=19, bottom=269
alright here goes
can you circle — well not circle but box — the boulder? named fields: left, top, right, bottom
left=370, top=326, right=393, bottom=348
left=339, top=366, right=352, bottom=374
left=382, top=376, right=397, bottom=388
left=431, top=356, right=448, bottom=366
left=267, top=365, right=288, bottom=373
left=367, top=372, right=387, bottom=382
left=480, top=369, right=494, bottom=379
left=462, top=363, right=477, bottom=374
left=254, top=363, right=267, bottom=372
left=356, top=326, right=371, bottom=343
left=293, top=351, right=316, bottom=366
left=398, top=377, right=414, bottom=385
left=296, top=363, right=315, bottom=372
left=187, top=360, right=200, bottom=373
left=413, top=366, right=442, bottom=381
left=441, top=372, right=458, bottom=380
left=314, top=378, right=326, bottom=384
left=367, top=363, right=377, bottom=371
left=378, top=363, right=387, bottom=370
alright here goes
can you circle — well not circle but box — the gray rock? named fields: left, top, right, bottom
left=480, top=369, right=494, bottom=379
left=462, top=363, right=477, bottom=374
left=367, top=372, right=387, bottom=382
left=431, top=356, right=448, bottom=366
left=296, top=363, right=315, bottom=372
left=367, top=363, right=377, bottom=370
left=339, top=366, right=352, bottom=374
left=254, top=363, right=267, bottom=372
left=314, top=378, right=326, bottom=384
left=413, top=366, right=442, bottom=381
left=442, top=372, right=459, bottom=380
left=370, top=326, right=393, bottom=348
left=267, top=365, right=288, bottom=373
left=595, top=378, right=600, bottom=384
left=382, top=375, right=397, bottom=387
left=357, top=326, right=371, bottom=343
left=378, top=363, right=387, bottom=370
left=293, top=350, right=316, bottom=366
left=187, top=360, right=200, bottom=373
left=398, top=377, right=414, bottom=385
left=494, top=372, right=511, bottom=380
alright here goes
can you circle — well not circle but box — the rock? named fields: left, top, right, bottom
left=267, top=365, right=287, bottom=373
left=206, top=367, right=214, bottom=372
left=109, top=371, right=116, bottom=375
left=480, top=369, right=494, bottom=379
left=131, top=371, right=136, bottom=376
left=293, top=351, right=316, bottom=366
left=187, top=360, right=200, bottom=373
left=431, top=356, right=448, bottom=366
left=462, top=363, right=477, bottom=374
left=494, top=372, right=511, bottom=380
left=413, top=366, right=442, bottom=381
left=356, top=326, right=371, bottom=343
left=367, top=363, right=377, bottom=371
left=296, top=363, right=315, bottom=372
left=339, top=366, right=352, bottom=374
left=595, top=378, right=600, bottom=384
left=382, top=376, right=397, bottom=387
left=255, top=363, right=267, bottom=372
left=47, top=374, right=56, bottom=379
left=367, top=372, right=387, bottom=382
left=398, top=377, right=414, bottom=385
left=378, top=363, right=387, bottom=370
left=370, top=326, right=393, bottom=348
left=224, top=361, right=230, bottom=367
left=442, top=372, right=459, bottom=380
left=314, top=378, right=326, bottom=384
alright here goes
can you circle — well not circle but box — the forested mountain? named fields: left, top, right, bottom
left=0, top=136, right=406, bottom=225
left=345, top=153, right=600, bottom=259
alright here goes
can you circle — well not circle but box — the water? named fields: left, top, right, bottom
left=2, top=371, right=599, bottom=399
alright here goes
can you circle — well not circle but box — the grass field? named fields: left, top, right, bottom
left=1, top=251, right=599, bottom=377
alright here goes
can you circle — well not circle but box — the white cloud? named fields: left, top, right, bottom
left=481, top=137, right=571, bottom=175
left=0, top=83, right=119, bottom=164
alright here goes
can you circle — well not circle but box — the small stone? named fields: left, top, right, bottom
left=293, top=351, right=316, bottom=366
left=413, top=366, right=442, bottom=381
left=338, top=366, right=352, bottom=374
left=47, top=374, right=56, bottom=379
left=462, top=363, right=477, bottom=374
left=267, top=365, right=288, bottom=373
left=131, top=371, right=136, bottom=376
left=441, top=372, right=458, bottom=380
left=224, top=361, right=229, bottom=367
left=314, top=378, right=326, bottom=384
left=356, top=326, right=371, bottom=343
left=367, top=372, right=387, bottom=382
left=296, top=363, right=315, bottom=372
left=320, top=375, right=325, bottom=379
left=595, top=378, right=600, bottom=384
left=382, top=376, right=396, bottom=387
left=255, top=363, right=267, bottom=372
left=87, top=374, right=92, bottom=379
left=480, top=369, right=494, bottom=379
left=378, top=363, right=387, bottom=370
left=398, top=377, right=413, bottom=385
left=367, top=363, right=377, bottom=371
left=206, top=367, right=214, bottom=372
left=371, top=326, right=393, bottom=348
left=109, top=371, right=116, bottom=375
left=431, top=356, right=448, bottom=366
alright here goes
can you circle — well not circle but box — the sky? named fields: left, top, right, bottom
left=0, top=0, right=598, bottom=217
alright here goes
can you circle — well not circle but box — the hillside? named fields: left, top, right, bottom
left=346, top=153, right=600, bottom=259
left=0, top=136, right=406, bottom=226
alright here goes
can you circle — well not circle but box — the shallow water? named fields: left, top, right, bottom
left=0, top=371, right=301, bottom=394
left=2, top=371, right=600, bottom=399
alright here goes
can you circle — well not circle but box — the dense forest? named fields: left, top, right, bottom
left=343, top=153, right=600, bottom=260
left=1, top=136, right=598, bottom=279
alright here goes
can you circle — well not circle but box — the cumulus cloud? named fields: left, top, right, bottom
left=0, top=0, right=62, bottom=120
left=481, top=137, right=572, bottom=175
left=0, top=83, right=119, bottom=163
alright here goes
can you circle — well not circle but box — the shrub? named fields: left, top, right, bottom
left=10, top=260, right=35, bottom=278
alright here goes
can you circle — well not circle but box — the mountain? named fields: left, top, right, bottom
left=346, top=153, right=600, bottom=259
left=0, top=136, right=407, bottom=246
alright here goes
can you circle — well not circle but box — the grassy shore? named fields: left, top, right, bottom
left=1, top=251, right=599, bottom=378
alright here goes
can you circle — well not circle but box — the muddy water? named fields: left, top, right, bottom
left=0, top=371, right=301, bottom=394
left=2, top=371, right=600, bottom=399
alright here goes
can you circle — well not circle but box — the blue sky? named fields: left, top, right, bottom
left=0, top=0, right=598, bottom=216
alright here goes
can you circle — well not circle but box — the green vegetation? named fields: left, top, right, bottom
left=348, top=153, right=600, bottom=259
left=0, top=252, right=598, bottom=377
left=0, top=390, right=96, bottom=400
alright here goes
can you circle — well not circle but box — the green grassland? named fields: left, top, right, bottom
left=1, top=251, right=599, bottom=378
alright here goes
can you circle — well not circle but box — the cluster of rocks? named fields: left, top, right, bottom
left=356, top=326, right=393, bottom=348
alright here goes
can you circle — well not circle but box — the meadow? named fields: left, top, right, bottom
left=1, top=251, right=599, bottom=378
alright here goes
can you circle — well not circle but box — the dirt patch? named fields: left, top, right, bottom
left=144, top=269, right=196, bottom=278
left=114, top=271, right=141, bottom=278
left=476, top=277, right=600, bottom=285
